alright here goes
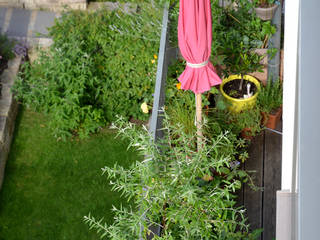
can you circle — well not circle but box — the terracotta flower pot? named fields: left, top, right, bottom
left=261, top=107, right=282, bottom=130
left=254, top=4, right=278, bottom=21
left=241, top=127, right=254, bottom=140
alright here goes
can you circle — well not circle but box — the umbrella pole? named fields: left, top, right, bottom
left=196, top=93, right=203, bottom=150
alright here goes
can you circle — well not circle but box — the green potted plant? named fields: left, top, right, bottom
left=257, top=79, right=282, bottom=129
left=211, top=5, right=268, bottom=112
left=228, top=107, right=262, bottom=140
left=253, top=0, right=278, bottom=21
left=219, top=45, right=263, bottom=112
left=212, top=2, right=277, bottom=86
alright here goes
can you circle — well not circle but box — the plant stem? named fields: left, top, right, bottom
left=239, top=74, right=244, bottom=91
left=196, top=93, right=203, bottom=150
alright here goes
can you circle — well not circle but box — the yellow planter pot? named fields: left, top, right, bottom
left=220, top=75, right=261, bottom=112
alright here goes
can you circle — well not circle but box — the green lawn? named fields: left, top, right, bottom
left=0, top=108, right=139, bottom=240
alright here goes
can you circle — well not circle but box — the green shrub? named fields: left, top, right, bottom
left=257, top=79, right=282, bottom=113
left=230, top=108, right=262, bottom=137
left=84, top=114, right=261, bottom=239
left=0, top=34, right=15, bottom=61
left=211, top=1, right=276, bottom=77
left=13, top=7, right=161, bottom=139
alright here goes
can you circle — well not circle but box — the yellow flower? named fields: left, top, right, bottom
left=176, top=82, right=181, bottom=90
left=153, top=54, right=158, bottom=60
left=141, top=102, right=149, bottom=114
left=151, top=59, right=155, bottom=64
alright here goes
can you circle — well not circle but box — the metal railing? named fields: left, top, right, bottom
left=140, top=3, right=174, bottom=239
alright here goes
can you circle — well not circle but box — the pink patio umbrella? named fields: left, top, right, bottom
left=178, top=0, right=222, bottom=148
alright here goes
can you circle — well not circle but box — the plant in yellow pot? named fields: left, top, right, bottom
left=219, top=47, right=263, bottom=112
left=220, top=74, right=261, bottom=112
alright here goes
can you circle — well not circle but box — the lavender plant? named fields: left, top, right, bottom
left=84, top=114, right=261, bottom=239
left=13, top=41, right=28, bottom=58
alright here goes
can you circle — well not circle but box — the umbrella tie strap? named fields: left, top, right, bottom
left=187, top=60, right=208, bottom=68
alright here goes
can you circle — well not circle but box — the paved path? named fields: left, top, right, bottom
left=0, top=7, right=58, bottom=46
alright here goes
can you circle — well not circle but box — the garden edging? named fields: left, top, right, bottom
left=0, top=56, right=22, bottom=191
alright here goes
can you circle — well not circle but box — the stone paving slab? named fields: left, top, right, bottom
left=7, top=8, right=31, bottom=37
left=33, top=10, right=56, bottom=37
left=0, top=3, right=137, bottom=45
left=0, top=7, right=6, bottom=32
left=0, top=7, right=57, bottom=47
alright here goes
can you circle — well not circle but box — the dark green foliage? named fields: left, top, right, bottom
left=13, top=8, right=161, bottom=139
left=230, top=108, right=262, bottom=136
left=211, top=1, right=276, bottom=77
left=0, top=34, right=15, bottom=61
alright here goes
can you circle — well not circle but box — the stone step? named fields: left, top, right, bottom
left=0, top=7, right=58, bottom=47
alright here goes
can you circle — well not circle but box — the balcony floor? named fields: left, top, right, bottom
left=238, top=121, right=282, bottom=240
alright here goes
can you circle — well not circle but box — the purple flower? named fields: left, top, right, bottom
left=230, top=161, right=240, bottom=169
left=13, top=41, right=28, bottom=57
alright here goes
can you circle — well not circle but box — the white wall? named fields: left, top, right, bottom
left=298, top=0, right=320, bottom=239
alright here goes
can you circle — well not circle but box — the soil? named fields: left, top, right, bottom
left=0, top=58, right=9, bottom=99
left=223, top=79, right=257, bottom=99
left=258, top=3, right=273, bottom=8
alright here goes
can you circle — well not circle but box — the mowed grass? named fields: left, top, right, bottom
left=0, top=108, right=139, bottom=240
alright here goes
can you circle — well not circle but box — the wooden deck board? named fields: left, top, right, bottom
left=243, top=132, right=264, bottom=237
left=241, top=126, right=282, bottom=240
left=262, top=129, right=282, bottom=240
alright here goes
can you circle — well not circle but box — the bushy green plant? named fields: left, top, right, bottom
left=211, top=1, right=276, bottom=78
left=168, top=2, right=179, bottom=46
left=13, top=7, right=162, bottom=139
left=257, top=79, right=282, bottom=113
left=230, top=108, right=262, bottom=137
left=0, top=34, right=15, bottom=61
left=166, top=97, right=196, bottom=135
left=207, top=105, right=262, bottom=139
left=84, top=114, right=261, bottom=239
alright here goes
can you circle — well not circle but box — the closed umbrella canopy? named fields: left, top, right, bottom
left=178, top=0, right=221, bottom=94
left=178, top=0, right=222, bottom=148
